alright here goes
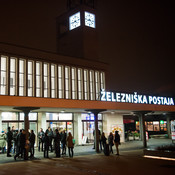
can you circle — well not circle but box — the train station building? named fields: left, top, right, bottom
left=0, top=0, right=175, bottom=155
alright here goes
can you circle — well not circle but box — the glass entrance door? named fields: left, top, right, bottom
left=82, top=121, right=103, bottom=143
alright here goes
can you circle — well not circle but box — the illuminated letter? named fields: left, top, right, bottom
left=106, top=92, right=111, bottom=101
left=149, top=96, right=153, bottom=104
left=101, top=90, right=106, bottom=101
left=111, top=92, right=116, bottom=102
left=116, top=93, right=120, bottom=102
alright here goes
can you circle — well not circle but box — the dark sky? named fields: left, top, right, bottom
left=0, top=0, right=175, bottom=96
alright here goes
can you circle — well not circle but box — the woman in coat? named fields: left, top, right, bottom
left=66, top=132, right=74, bottom=157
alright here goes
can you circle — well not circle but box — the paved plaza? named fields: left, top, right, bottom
left=0, top=138, right=175, bottom=175
left=0, top=138, right=173, bottom=164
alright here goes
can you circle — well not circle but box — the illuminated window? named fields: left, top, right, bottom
left=90, top=70, right=95, bottom=100
left=69, top=12, right=81, bottom=30
left=78, top=68, right=83, bottom=100
left=95, top=71, right=100, bottom=100
left=10, top=58, right=17, bottom=96
left=44, top=63, right=49, bottom=98
left=65, top=66, right=71, bottom=99
left=100, top=72, right=105, bottom=90
left=51, top=64, right=56, bottom=98
left=28, top=61, right=33, bottom=97
left=19, top=59, right=26, bottom=96
left=58, top=65, right=64, bottom=98
left=36, top=62, right=42, bottom=97
left=84, top=69, right=89, bottom=100
left=0, top=56, right=8, bottom=95
left=71, top=67, right=77, bottom=99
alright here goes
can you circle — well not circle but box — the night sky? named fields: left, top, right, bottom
left=0, top=0, right=174, bottom=97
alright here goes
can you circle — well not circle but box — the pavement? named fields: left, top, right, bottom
left=0, top=138, right=175, bottom=175
left=0, top=138, right=173, bottom=164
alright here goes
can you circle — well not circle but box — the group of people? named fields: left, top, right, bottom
left=5, top=126, right=74, bottom=160
left=94, top=130, right=121, bottom=155
left=6, top=126, right=36, bottom=160
left=38, top=127, right=74, bottom=158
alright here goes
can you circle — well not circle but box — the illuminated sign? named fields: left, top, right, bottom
left=100, top=89, right=174, bottom=106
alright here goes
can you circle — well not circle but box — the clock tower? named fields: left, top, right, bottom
left=56, top=0, right=98, bottom=61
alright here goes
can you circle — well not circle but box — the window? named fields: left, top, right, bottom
left=100, top=72, right=105, bottom=90
left=90, top=70, right=95, bottom=100
left=95, top=71, right=100, bottom=100
left=78, top=68, right=83, bottom=100
left=71, top=67, right=77, bottom=99
left=84, top=69, right=89, bottom=100
left=51, top=64, right=56, bottom=98
left=44, top=63, right=49, bottom=98
left=65, top=66, right=71, bottom=99
left=10, top=58, right=17, bottom=95
left=19, top=59, right=26, bottom=96
left=28, top=61, right=33, bottom=96
left=0, top=56, right=8, bottom=95
left=36, top=62, right=42, bottom=97
left=58, top=65, right=64, bottom=98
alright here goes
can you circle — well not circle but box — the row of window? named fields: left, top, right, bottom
left=0, top=55, right=105, bottom=100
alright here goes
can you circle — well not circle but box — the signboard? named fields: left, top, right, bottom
left=100, top=89, right=174, bottom=106
left=171, top=120, right=175, bottom=140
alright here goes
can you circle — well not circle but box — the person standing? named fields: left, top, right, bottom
left=29, top=130, right=35, bottom=158
left=6, top=127, right=13, bottom=157
left=54, top=129, right=61, bottom=157
left=38, top=128, right=44, bottom=152
left=61, top=130, right=67, bottom=155
left=108, top=132, right=114, bottom=154
left=67, top=132, right=74, bottom=158
left=101, top=132, right=107, bottom=150
left=43, top=132, right=49, bottom=158
left=14, top=129, right=26, bottom=160
left=46, top=127, right=53, bottom=152
left=114, top=131, right=120, bottom=156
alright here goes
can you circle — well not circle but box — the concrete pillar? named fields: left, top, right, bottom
left=166, top=115, right=171, bottom=139
left=94, top=111, right=99, bottom=153
left=139, top=115, right=143, bottom=141
left=134, top=111, right=150, bottom=148
left=41, top=112, right=47, bottom=132
left=73, top=113, right=82, bottom=145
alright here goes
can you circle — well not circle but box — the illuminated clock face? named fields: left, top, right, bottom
left=69, top=12, right=81, bottom=30
left=85, top=11, right=95, bottom=28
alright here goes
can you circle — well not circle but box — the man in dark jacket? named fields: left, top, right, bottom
left=14, top=129, right=26, bottom=160
left=61, top=130, right=67, bottom=155
left=43, top=132, right=49, bottom=158
left=38, top=128, right=44, bottom=152
left=29, top=130, right=35, bottom=158
left=6, top=127, right=13, bottom=157
left=54, top=129, right=61, bottom=157
left=46, top=127, right=53, bottom=152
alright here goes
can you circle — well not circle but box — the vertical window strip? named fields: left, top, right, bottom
left=84, top=69, right=89, bottom=100
left=36, top=62, right=41, bottom=97
left=0, top=56, right=7, bottom=95
left=44, top=63, right=49, bottom=98
left=10, top=58, right=17, bottom=96
left=58, top=65, right=64, bottom=98
left=100, top=72, right=105, bottom=90
left=78, top=68, right=83, bottom=100
left=89, top=70, right=95, bottom=100
left=51, top=64, right=56, bottom=98
left=19, top=59, right=26, bottom=96
left=71, top=67, right=77, bottom=99
left=65, top=66, right=70, bottom=99
left=28, top=61, right=33, bottom=97
left=95, top=71, right=100, bottom=100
